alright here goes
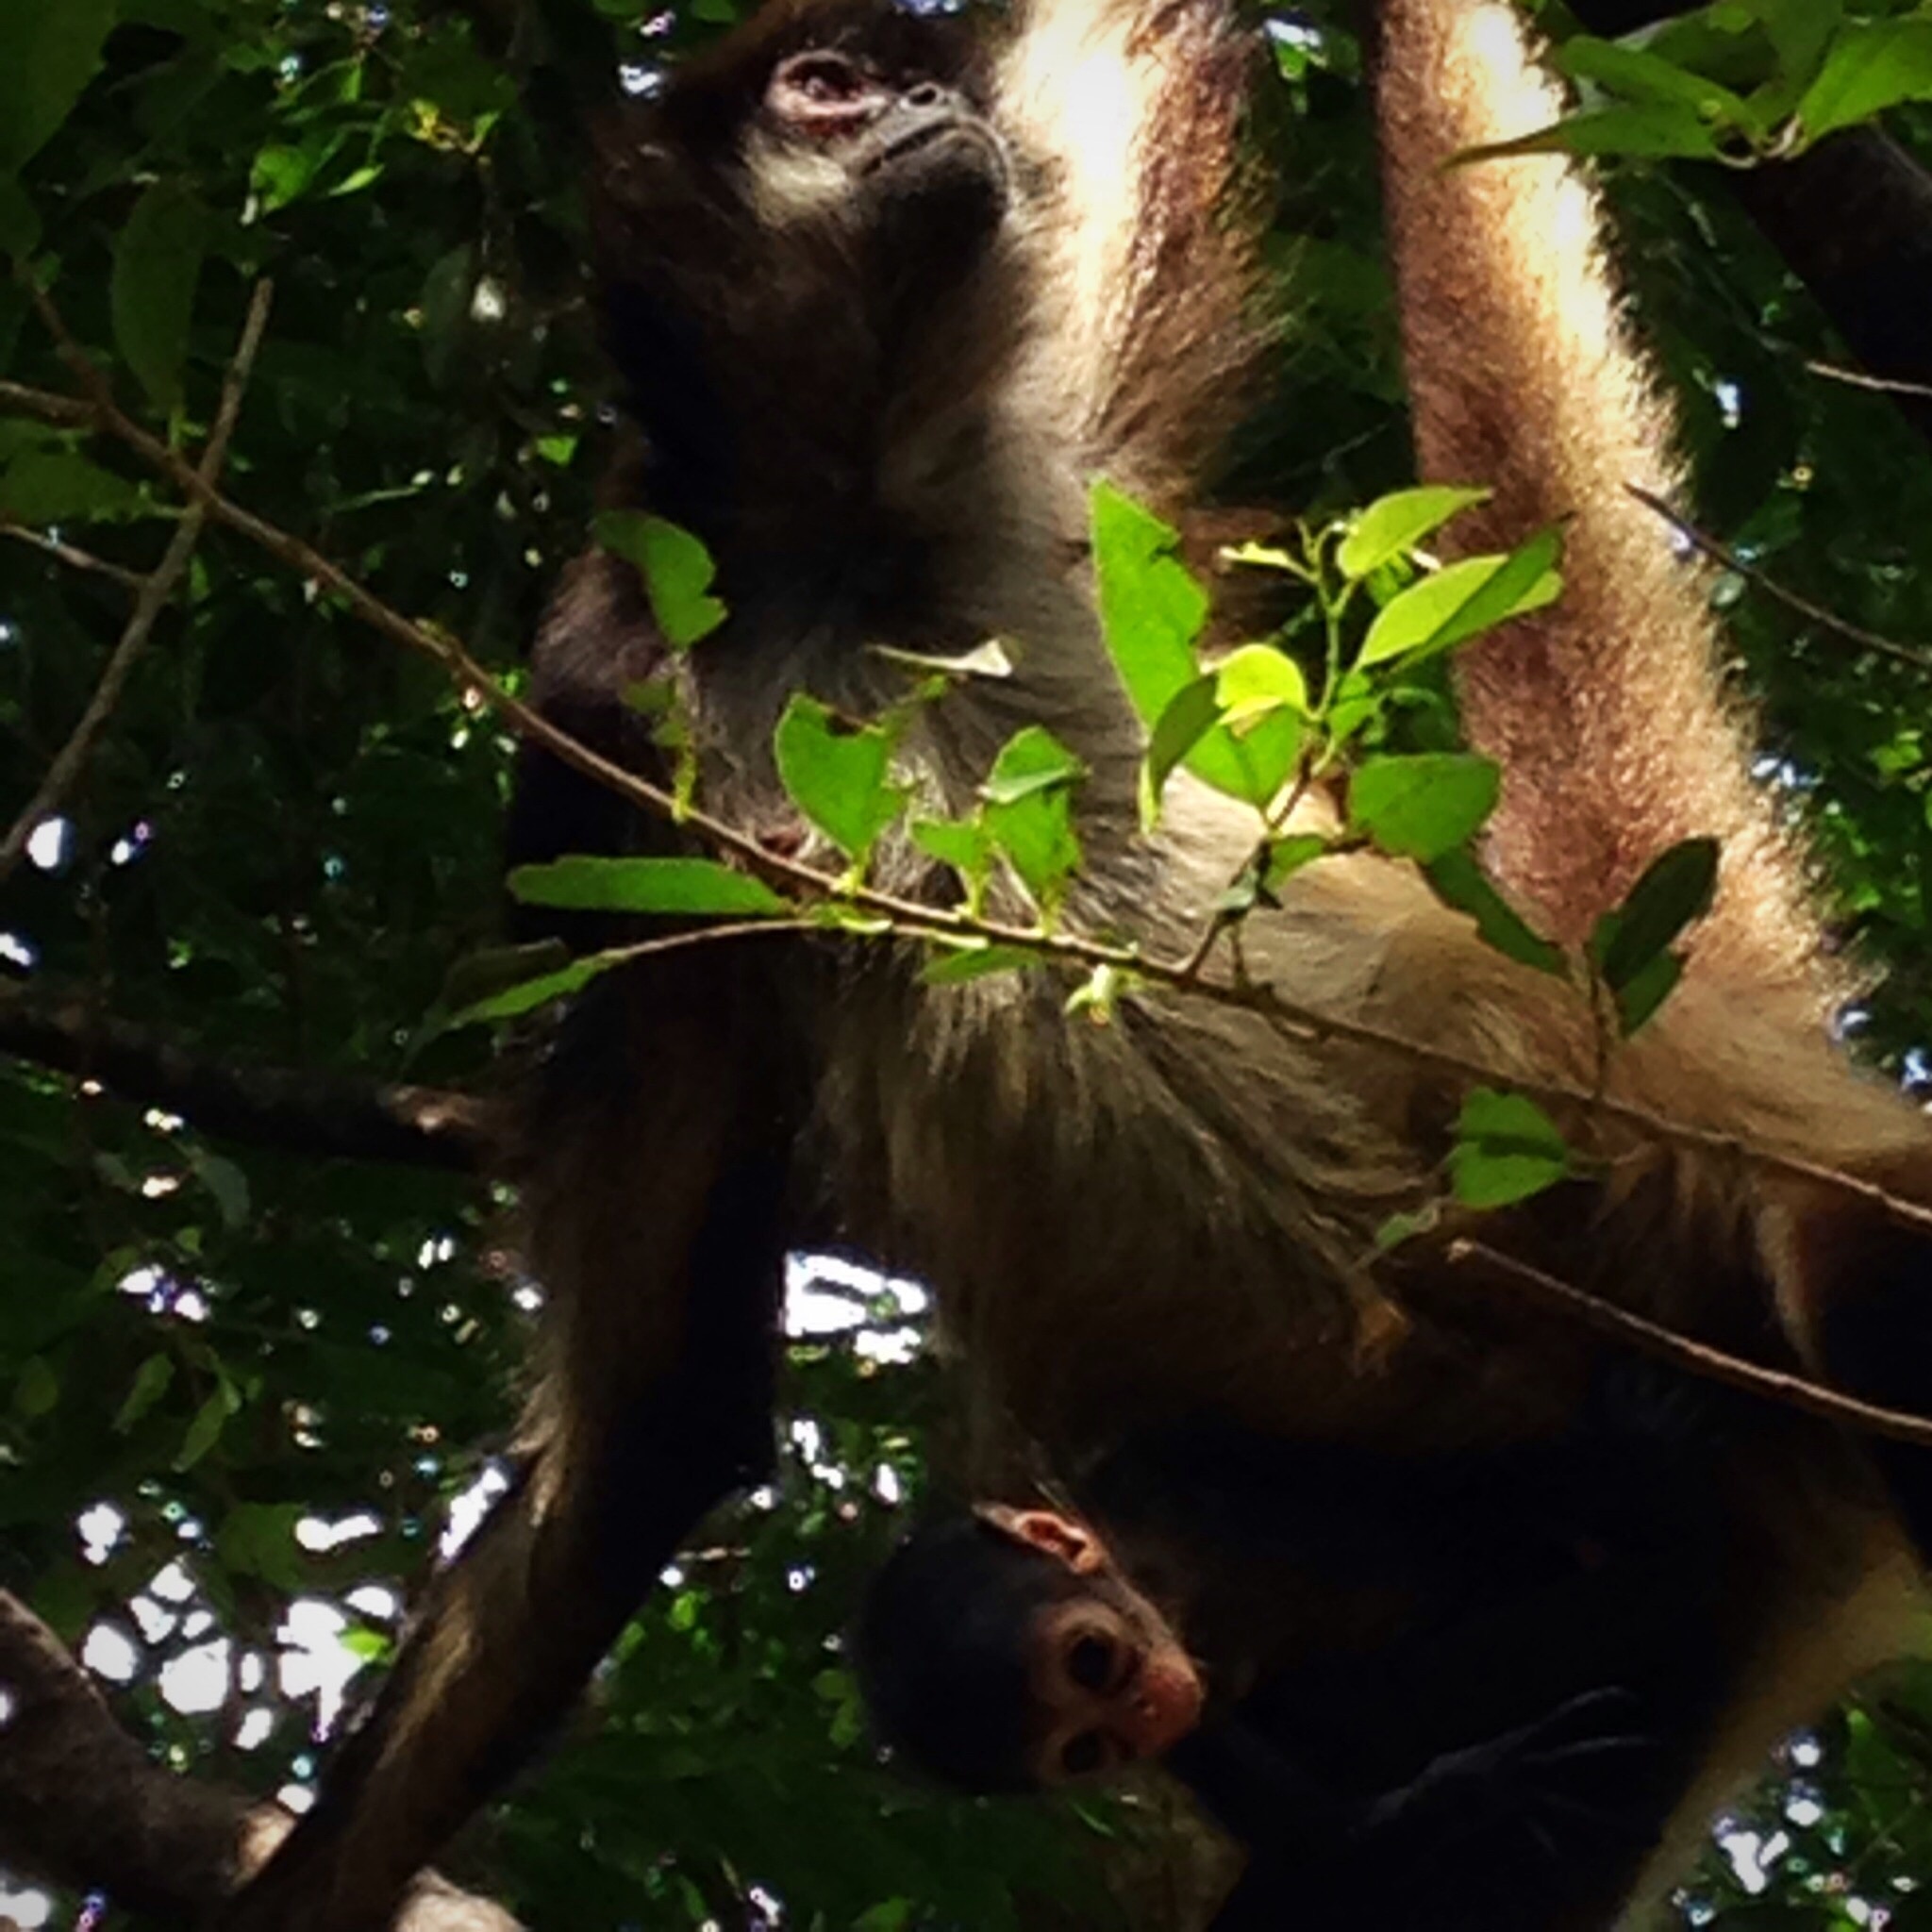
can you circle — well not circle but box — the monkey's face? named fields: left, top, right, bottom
left=746, top=38, right=1010, bottom=273
left=979, top=1506, right=1208, bottom=1788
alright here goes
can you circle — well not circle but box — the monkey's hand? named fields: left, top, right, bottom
left=1361, top=1688, right=1655, bottom=1867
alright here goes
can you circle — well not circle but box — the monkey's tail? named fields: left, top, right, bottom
left=1375, top=0, right=1828, bottom=1005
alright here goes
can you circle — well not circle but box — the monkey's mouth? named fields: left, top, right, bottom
left=864, top=117, right=1008, bottom=185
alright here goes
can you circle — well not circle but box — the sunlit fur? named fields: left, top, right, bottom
left=237, top=4, right=1932, bottom=1927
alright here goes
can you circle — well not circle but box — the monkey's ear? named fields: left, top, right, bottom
left=974, top=1503, right=1106, bottom=1574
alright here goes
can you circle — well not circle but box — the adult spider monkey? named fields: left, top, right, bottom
left=220, top=0, right=1932, bottom=1927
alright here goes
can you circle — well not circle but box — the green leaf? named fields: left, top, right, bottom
left=1266, top=833, right=1329, bottom=890
left=1560, top=35, right=1754, bottom=125
left=449, top=953, right=617, bottom=1026
left=0, top=0, right=116, bottom=172
left=595, top=510, right=727, bottom=649
left=14, top=1356, right=58, bottom=1419
left=1349, top=754, right=1500, bottom=862
left=1141, top=675, right=1220, bottom=829
left=1456, top=104, right=1728, bottom=165
left=1214, top=644, right=1308, bottom=730
left=1588, top=837, right=1721, bottom=991
left=508, top=855, right=791, bottom=918
left=189, top=1149, right=249, bottom=1230
left=0, top=177, right=42, bottom=259
left=0, top=448, right=143, bottom=524
left=986, top=790, right=1082, bottom=914
left=216, top=1502, right=306, bottom=1591
left=1449, top=1088, right=1571, bottom=1208
left=1424, top=852, right=1567, bottom=976
left=1359, top=535, right=1563, bottom=668
left=1794, top=21, right=1932, bottom=143
left=115, top=1353, right=175, bottom=1433
left=1611, top=949, right=1683, bottom=1039
left=981, top=725, right=1086, bottom=805
left=1337, top=486, right=1491, bottom=580
left=1091, top=479, right=1208, bottom=729
left=175, top=1383, right=240, bottom=1472
left=920, top=941, right=1038, bottom=986
left=911, top=816, right=995, bottom=898
left=773, top=694, right=903, bottom=865
left=111, top=183, right=208, bottom=412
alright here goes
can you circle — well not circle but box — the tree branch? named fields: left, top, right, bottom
left=0, top=281, right=273, bottom=888
left=0, top=985, right=497, bottom=1173
left=0, top=1590, right=522, bottom=1930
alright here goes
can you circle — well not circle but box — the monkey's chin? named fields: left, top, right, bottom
left=866, top=122, right=1009, bottom=249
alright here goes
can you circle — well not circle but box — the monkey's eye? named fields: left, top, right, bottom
left=1061, top=1730, right=1106, bottom=1778
left=773, top=51, right=866, bottom=105
left=1065, top=1632, right=1116, bottom=1692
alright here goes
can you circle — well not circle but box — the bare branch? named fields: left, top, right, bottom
left=0, top=1591, right=522, bottom=1930
left=1627, top=483, right=1932, bottom=677
left=0, top=281, right=275, bottom=888
left=1807, top=359, right=1932, bottom=405
left=1445, top=1239, right=1932, bottom=1448
left=0, top=520, right=146, bottom=591
left=0, top=984, right=497, bottom=1172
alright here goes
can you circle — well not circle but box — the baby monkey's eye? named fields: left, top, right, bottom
left=1066, top=1632, right=1115, bottom=1691
left=1061, top=1730, right=1105, bottom=1777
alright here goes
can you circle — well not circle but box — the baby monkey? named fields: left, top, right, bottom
left=855, top=1389, right=1733, bottom=1929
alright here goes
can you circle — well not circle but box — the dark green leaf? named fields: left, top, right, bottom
left=1424, top=852, right=1567, bottom=977
left=1349, top=754, right=1500, bottom=862
left=0, top=0, right=116, bottom=171
left=111, top=183, right=208, bottom=412
left=508, top=856, right=790, bottom=917
left=1589, top=837, right=1720, bottom=990
left=1449, top=1088, right=1571, bottom=1208
left=114, top=1354, right=175, bottom=1434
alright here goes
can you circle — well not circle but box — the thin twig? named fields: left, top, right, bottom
left=1627, top=483, right=1932, bottom=676
left=1447, top=1238, right=1932, bottom=1448
left=0, top=281, right=275, bottom=887
left=7, top=341, right=1932, bottom=1248
left=1807, top=359, right=1932, bottom=404
left=1, top=521, right=145, bottom=591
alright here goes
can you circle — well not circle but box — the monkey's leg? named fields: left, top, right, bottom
left=217, top=980, right=795, bottom=1932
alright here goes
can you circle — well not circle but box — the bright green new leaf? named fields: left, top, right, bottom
left=1449, top=1088, right=1571, bottom=1208
left=0, top=0, right=115, bottom=172
left=774, top=693, right=903, bottom=865
left=508, top=856, right=791, bottom=918
left=1795, top=22, right=1932, bottom=144
left=1350, top=754, right=1500, bottom=862
left=1359, top=534, right=1562, bottom=668
left=595, top=510, right=727, bottom=649
left=1425, top=852, right=1567, bottom=977
left=112, top=183, right=208, bottom=412
left=1336, top=486, right=1491, bottom=580
left=1215, top=644, right=1309, bottom=729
